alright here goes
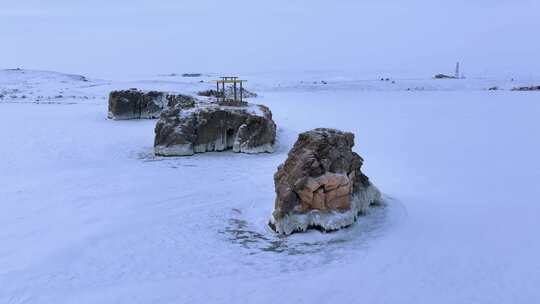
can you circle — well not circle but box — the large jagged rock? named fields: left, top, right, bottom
left=108, top=89, right=167, bottom=120
left=154, top=99, right=276, bottom=156
left=269, top=128, right=382, bottom=235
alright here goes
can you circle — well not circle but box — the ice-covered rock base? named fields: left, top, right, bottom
left=269, top=184, right=382, bottom=235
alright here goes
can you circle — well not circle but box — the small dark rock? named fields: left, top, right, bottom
left=434, top=74, right=457, bottom=79
left=511, top=85, right=540, bottom=91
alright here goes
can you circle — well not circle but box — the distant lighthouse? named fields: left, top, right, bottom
left=455, top=62, right=460, bottom=79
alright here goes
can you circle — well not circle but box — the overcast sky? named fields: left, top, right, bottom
left=1, top=0, right=538, bottom=78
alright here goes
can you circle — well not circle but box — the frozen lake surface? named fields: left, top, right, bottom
left=1, top=70, right=539, bottom=303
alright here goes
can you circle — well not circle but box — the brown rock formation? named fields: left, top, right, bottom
left=270, top=128, right=382, bottom=235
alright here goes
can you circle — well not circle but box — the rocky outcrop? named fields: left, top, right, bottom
left=108, top=89, right=167, bottom=120
left=512, top=85, right=540, bottom=91
left=269, top=128, right=382, bottom=235
left=197, top=87, right=258, bottom=99
left=154, top=100, right=276, bottom=156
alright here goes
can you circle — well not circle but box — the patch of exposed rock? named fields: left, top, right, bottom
left=154, top=99, right=276, bottom=156
left=433, top=74, right=457, bottom=79
left=269, top=128, right=382, bottom=235
left=512, top=85, right=540, bottom=91
left=182, top=73, right=202, bottom=77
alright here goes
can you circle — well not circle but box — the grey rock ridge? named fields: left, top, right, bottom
left=269, top=128, right=382, bottom=235
left=154, top=99, right=276, bottom=156
left=108, top=89, right=167, bottom=120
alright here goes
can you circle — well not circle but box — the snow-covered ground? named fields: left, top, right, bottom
left=1, top=69, right=540, bottom=303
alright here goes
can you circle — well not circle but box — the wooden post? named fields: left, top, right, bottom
left=222, top=81, right=225, bottom=102
left=240, top=81, right=243, bottom=102
left=234, top=81, right=237, bottom=101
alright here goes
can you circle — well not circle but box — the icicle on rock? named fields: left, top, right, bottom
left=269, top=128, right=382, bottom=235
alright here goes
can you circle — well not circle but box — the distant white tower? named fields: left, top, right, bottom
left=455, top=62, right=460, bottom=79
